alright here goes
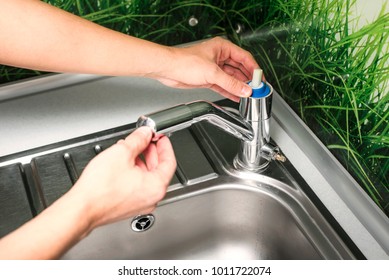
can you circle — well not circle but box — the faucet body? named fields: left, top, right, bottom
left=136, top=101, right=254, bottom=142
left=136, top=82, right=284, bottom=171
left=234, top=88, right=273, bottom=170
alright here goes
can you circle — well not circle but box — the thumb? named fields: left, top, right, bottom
left=122, top=127, right=153, bottom=159
left=214, top=69, right=252, bottom=98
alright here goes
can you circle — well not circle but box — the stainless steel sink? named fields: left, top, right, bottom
left=62, top=122, right=355, bottom=259
left=63, top=178, right=347, bottom=259
left=2, top=75, right=386, bottom=259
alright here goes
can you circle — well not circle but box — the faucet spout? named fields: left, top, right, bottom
left=136, top=74, right=285, bottom=172
left=136, top=100, right=254, bottom=142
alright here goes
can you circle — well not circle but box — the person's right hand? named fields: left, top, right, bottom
left=69, top=126, right=176, bottom=230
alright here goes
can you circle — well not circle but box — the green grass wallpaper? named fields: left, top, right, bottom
left=238, top=0, right=388, bottom=215
left=1, top=0, right=388, bottom=215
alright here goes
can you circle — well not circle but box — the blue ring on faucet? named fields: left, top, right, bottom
left=249, top=81, right=271, bottom=98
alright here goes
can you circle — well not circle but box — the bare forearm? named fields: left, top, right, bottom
left=0, top=0, right=172, bottom=77
left=0, top=189, right=91, bottom=259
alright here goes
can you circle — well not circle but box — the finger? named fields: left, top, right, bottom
left=157, top=77, right=241, bottom=102
left=209, top=84, right=241, bottom=102
left=209, top=68, right=252, bottom=98
left=219, top=59, right=251, bottom=79
left=143, top=142, right=158, bottom=171
left=220, top=64, right=251, bottom=82
left=222, top=62, right=267, bottom=83
left=122, top=127, right=153, bottom=160
left=219, top=39, right=259, bottom=75
left=135, top=156, right=148, bottom=171
left=153, top=136, right=177, bottom=185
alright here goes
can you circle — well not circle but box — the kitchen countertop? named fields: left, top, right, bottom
left=0, top=74, right=221, bottom=157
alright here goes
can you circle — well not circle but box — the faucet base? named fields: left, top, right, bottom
left=233, top=142, right=286, bottom=172
left=233, top=156, right=270, bottom=172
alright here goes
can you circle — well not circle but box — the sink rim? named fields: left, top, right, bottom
left=62, top=172, right=355, bottom=260
left=160, top=172, right=355, bottom=260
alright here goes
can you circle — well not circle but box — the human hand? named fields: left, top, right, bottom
left=154, top=37, right=259, bottom=102
left=69, top=127, right=176, bottom=229
left=0, top=127, right=176, bottom=259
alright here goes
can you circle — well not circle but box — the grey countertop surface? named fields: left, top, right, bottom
left=0, top=75, right=221, bottom=157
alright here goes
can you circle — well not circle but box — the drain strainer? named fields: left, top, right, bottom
left=131, top=214, right=155, bottom=232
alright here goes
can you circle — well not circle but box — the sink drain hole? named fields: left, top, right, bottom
left=131, top=214, right=155, bottom=232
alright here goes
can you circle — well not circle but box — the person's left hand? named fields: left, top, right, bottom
left=70, top=126, right=176, bottom=229
left=153, top=37, right=259, bottom=102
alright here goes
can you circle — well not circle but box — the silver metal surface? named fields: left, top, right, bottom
left=131, top=214, right=155, bottom=232
left=136, top=100, right=254, bottom=142
left=271, top=91, right=389, bottom=258
left=1, top=53, right=387, bottom=258
left=0, top=128, right=134, bottom=167
left=0, top=75, right=220, bottom=157
left=137, top=89, right=284, bottom=172
left=0, top=73, right=102, bottom=102
left=188, top=16, right=199, bottom=27
left=234, top=84, right=274, bottom=170
left=62, top=127, right=355, bottom=259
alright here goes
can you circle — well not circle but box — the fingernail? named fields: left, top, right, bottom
left=242, top=85, right=252, bottom=97
left=137, top=126, right=152, bottom=138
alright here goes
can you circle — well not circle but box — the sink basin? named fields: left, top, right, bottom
left=62, top=122, right=355, bottom=260
left=63, top=177, right=349, bottom=259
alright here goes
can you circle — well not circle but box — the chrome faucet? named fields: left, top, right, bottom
left=136, top=100, right=254, bottom=143
left=234, top=70, right=286, bottom=170
left=136, top=69, right=285, bottom=171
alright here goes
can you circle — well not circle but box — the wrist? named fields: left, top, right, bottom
left=142, top=44, right=177, bottom=80
left=58, top=185, right=96, bottom=240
